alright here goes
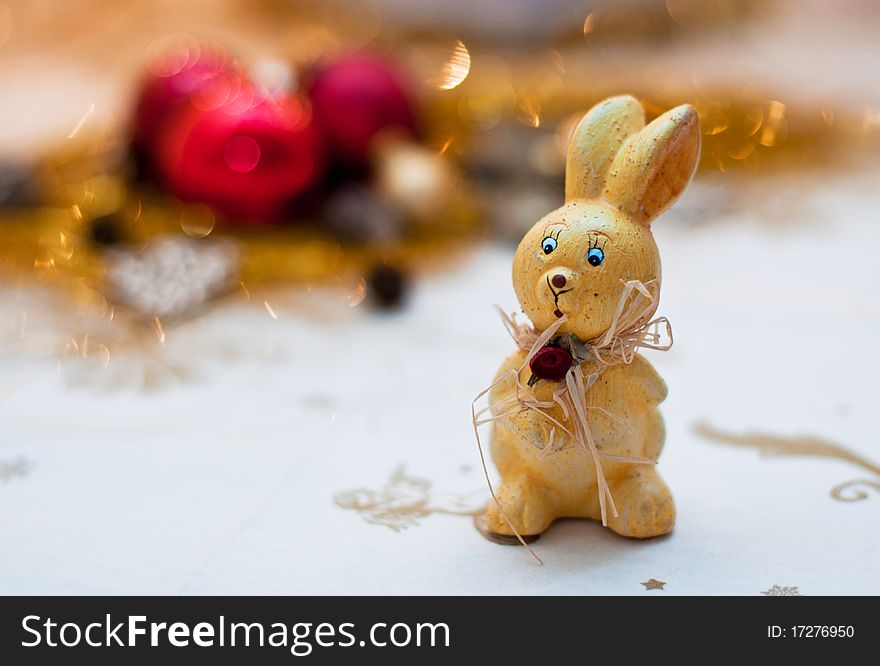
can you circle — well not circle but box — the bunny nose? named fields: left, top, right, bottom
left=551, top=274, right=567, bottom=288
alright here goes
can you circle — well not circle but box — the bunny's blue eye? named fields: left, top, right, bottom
left=587, top=247, right=604, bottom=267
left=542, top=237, right=557, bottom=254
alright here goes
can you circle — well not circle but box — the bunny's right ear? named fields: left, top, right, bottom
left=565, top=95, right=645, bottom=203
left=602, top=104, right=700, bottom=225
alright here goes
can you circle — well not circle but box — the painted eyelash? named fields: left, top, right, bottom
left=543, top=227, right=563, bottom=241
left=588, top=233, right=606, bottom=250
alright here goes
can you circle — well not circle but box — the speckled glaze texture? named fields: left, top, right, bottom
left=485, top=95, right=700, bottom=539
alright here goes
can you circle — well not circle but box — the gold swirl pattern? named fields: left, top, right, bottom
left=335, top=466, right=484, bottom=531
left=694, top=422, right=880, bottom=503
left=831, top=479, right=880, bottom=503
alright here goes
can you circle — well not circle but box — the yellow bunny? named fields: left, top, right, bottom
left=482, top=95, right=700, bottom=540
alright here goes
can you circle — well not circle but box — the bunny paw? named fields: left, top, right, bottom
left=606, top=468, right=675, bottom=538
left=484, top=478, right=557, bottom=537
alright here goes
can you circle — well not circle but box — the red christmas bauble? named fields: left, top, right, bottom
left=156, top=88, right=325, bottom=224
left=307, top=53, right=419, bottom=168
left=132, top=41, right=238, bottom=152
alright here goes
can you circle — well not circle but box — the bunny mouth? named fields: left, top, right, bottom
left=546, top=277, right=572, bottom=318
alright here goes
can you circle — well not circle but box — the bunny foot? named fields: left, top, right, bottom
left=483, top=478, right=557, bottom=537
left=605, top=467, right=675, bottom=538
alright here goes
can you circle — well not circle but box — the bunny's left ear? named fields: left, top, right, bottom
left=602, top=104, right=700, bottom=225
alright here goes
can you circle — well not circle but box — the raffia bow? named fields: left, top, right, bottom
left=472, top=279, right=673, bottom=562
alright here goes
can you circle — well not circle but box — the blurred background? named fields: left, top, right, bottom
left=2, top=0, right=879, bottom=314
left=1, top=0, right=879, bottom=319
left=1, top=0, right=879, bottom=594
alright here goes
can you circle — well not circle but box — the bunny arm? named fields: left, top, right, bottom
left=488, top=350, right=559, bottom=450
left=488, top=348, right=667, bottom=453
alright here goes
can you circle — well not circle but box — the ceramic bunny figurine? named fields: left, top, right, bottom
left=482, top=95, right=700, bottom=541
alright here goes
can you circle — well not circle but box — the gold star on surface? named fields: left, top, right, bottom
left=641, top=578, right=666, bottom=590
left=761, top=585, right=800, bottom=596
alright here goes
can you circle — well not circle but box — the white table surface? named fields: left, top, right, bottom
left=1, top=168, right=879, bottom=595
